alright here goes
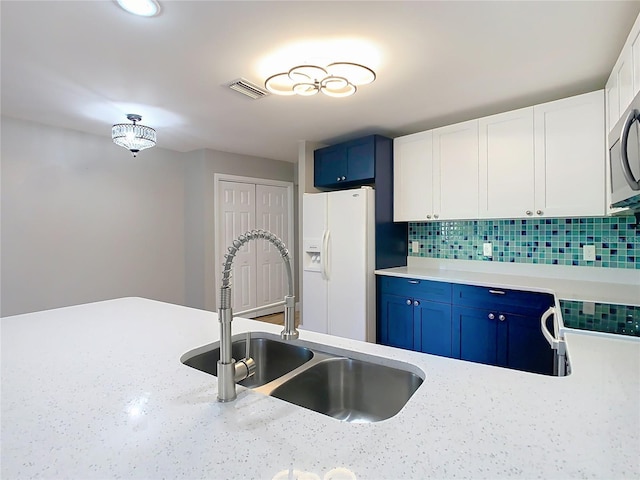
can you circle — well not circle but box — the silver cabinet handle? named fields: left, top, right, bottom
left=536, top=210, right=543, bottom=215
left=620, top=108, right=640, bottom=190
left=406, top=299, right=412, bottom=305
left=526, top=210, right=532, bottom=215
left=426, top=214, right=432, bottom=219
left=414, top=300, right=420, bottom=307
left=499, top=314, right=506, bottom=322
left=488, top=313, right=495, bottom=320
left=336, top=177, right=341, bottom=181
left=408, top=280, right=419, bottom=284
left=341, top=176, right=346, bottom=181
left=489, top=290, right=505, bottom=295
left=434, top=214, right=439, bottom=219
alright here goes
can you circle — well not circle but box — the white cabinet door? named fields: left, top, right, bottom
left=534, top=91, right=605, bottom=218
left=393, top=131, right=433, bottom=221
left=606, top=73, right=619, bottom=134
left=618, top=52, right=634, bottom=116
left=632, top=27, right=640, bottom=97
left=433, top=119, right=479, bottom=220
left=479, top=107, right=535, bottom=219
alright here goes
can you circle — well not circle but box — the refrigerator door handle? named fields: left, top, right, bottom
left=321, top=230, right=330, bottom=280
left=322, top=229, right=331, bottom=281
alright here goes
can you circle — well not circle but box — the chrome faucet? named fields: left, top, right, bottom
left=217, top=229, right=299, bottom=402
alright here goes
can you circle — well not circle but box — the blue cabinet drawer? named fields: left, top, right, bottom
left=379, top=276, right=452, bottom=304
left=452, top=284, right=553, bottom=315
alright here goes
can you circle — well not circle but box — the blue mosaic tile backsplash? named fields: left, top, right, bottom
left=409, top=216, right=639, bottom=269
left=560, top=300, right=640, bottom=337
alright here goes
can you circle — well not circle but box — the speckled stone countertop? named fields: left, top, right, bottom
left=2, top=297, right=639, bottom=479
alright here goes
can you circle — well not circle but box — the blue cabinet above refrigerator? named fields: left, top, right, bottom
left=314, top=134, right=385, bottom=189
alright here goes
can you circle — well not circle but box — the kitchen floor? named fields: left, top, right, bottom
left=255, top=311, right=300, bottom=327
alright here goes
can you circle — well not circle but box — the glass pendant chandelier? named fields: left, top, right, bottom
left=112, top=114, right=156, bottom=157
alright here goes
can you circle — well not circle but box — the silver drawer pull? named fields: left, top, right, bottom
left=489, top=290, right=505, bottom=295
left=408, top=280, right=419, bottom=284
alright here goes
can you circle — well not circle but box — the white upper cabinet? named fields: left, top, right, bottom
left=432, top=119, right=479, bottom=220
left=478, top=107, right=535, bottom=219
left=633, top=27, right=640, bottom=97
left=606, top=13, right=640, bottom=133
left=394, top=91, right=605, bottom=222
left=533, top=90, right=605, bottom=218
left=393, top=131, right=434, bottom=222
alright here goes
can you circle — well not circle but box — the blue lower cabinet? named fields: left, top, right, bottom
left=454, top=306, right=504, bottom=366
left=377, top=276, right=554, bottom=375
left=379, top=294, right=415, bottom=350
left=506, top=312, right=554, bottom=375
left=454, top=305, right=554, bottom=374
left=379, top=292, right=454, bottom=357
left=415, top=300, right=454, bottom=357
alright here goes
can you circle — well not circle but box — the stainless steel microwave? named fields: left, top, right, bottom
left=609, top=91, right=640, bottom=210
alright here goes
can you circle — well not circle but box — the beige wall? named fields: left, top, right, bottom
left=184, top=149, right=295, bottom=311
left=1, top=117, right=186, bottom=316
left=1, top=116, right=295, bottom=316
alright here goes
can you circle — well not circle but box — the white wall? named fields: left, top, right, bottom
left=184, top=149, right=295, bottom=311
left=1, top=117, right=296, bottom=317
left=1, top=117, right=186, bottom=316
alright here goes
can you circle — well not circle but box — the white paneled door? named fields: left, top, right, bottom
left=219, top=181, right=256, bottom=313
left=255, top=184, right=288, bottom=308
left=217, top=179, right=291, bottom=317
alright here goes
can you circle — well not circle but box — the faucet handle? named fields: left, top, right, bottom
left=245, top=331, right=251, bottom=360
left=280, top=295, right=299, bottom=340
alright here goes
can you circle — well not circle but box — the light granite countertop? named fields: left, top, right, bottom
left=1, top=297, right=639, bottom=479
left=375, top=258, right=640, bottom=306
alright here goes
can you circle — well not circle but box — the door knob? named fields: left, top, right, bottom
left=526, top=210, right=532, bottom=216
left=499, top=314, right=506, bottom=321
left=406, top=299, right=412, bottom=305
left=413, top=300, right=420, bottom=307
left=536, top=210, right=543, bottom=215
left=426, top=214, right=432, bottom=219
left=488, top=313, right=495, bottom=320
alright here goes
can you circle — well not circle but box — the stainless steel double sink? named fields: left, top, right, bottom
left=181, top=332, right=425, bottom=423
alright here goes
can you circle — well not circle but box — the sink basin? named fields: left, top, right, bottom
left=181, top=336, right=314, bottom=388
left=182, top=333, right=424, bottom=422
left=269, top=357, right=424, bottom=423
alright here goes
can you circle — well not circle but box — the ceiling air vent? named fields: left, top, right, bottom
left=226, top=78, right=269, bottom=99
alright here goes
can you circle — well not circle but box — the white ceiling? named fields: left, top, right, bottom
left=2, top=1, right=639, bottom=163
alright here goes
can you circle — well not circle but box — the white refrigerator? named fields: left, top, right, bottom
left=301, top=187, right=376, bottom=342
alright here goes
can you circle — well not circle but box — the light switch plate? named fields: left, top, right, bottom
left=411, top=241, right=419, bottom=253
left=483, top=242, right=492, bottom=257
left=583, top=245, right=596, bottom=261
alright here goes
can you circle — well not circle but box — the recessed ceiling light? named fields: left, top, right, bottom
left=115, top=0, right=161, bottom=17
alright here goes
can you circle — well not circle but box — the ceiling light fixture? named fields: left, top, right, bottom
left=115, top=0, right=161, bottom=17
left=112, top=114, right=156, bottom=157
left=264, top=62, right=376, bottom=98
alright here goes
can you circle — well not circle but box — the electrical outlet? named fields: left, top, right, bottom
left=583, top=245, right=596, bottom=261
left=411, top=241, right=420, bottom=254
left=583, top=301, right=595, bottom=315
left=483, top=242, right=492, bottom=257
